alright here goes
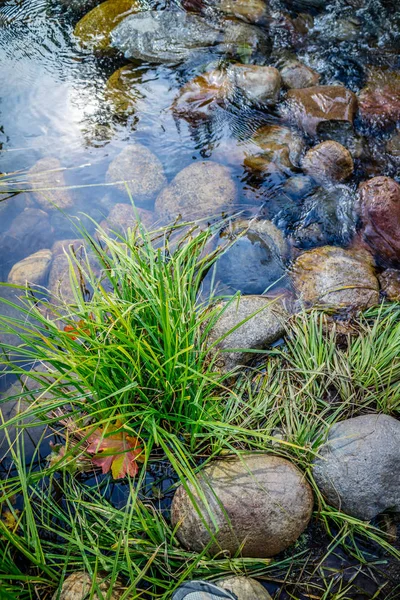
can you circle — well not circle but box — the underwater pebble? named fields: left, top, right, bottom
left=7, top=249, right=52, bottom=286
left=301, top=140, right=354, bottom=184
left=280, top=60, right=320, bottom=89
left=27, top=158, right=74, bottom=212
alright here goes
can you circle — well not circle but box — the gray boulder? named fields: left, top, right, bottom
left=313, top=414, right=400, bottom=520
left=207, top=295, right=286, bottom=373
left=171, top=453, right=314, bottom=558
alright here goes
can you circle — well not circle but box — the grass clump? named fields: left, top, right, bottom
left=0, top=219, right=399, bottom=598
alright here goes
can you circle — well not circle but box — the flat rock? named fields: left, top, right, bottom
left=379, top=268, right=400, bottom=301
left=155, top=161, right=237, bottom=221
left=106, top=144, right=167, bottom=206
left=244, top=124, right=305, bottom=174
left=27, top=158, right=74, bottom=212
left=207, top=295, right=287, bottom=372
left=313, top=414, right=400, bottom=520
left=291, top=246, right=379, bottom=311
left=218, top=577, right=272, bottom=600
left=111, top=10, right=270, bottom=64
left=74, top=0, right=143, bottom=51
left=358, top=68, right=400, bottom=127
left=52, top=572, right=123, bottom=600
left=212, top=219, right=289, bottom=294
left=171, top=454, right=314, bottom=558
left=8, top=249, right=52, bottom=286
left=301, top=141, right=354, bottom=184
left=286, top=85, right=357, bottom=136
left=358, top=176, right=400, bottom=266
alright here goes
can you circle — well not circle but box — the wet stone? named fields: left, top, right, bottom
left=52, top=572, right=124, bottom=600
left=48, top=239, right=87, bottom=306
left=213, top=219, right=289, bottom=295
left=27, top=158, right=74, bottom=212
left=101, top=203, right=155, bottom=235
left=244, top=124, right=305, bottom=174
left=313, top=414, right=400, bottom=521
left=316, top=120, right=364, bottom=159
left=74, top=0, right=143, bottom=52
left=358, top=176, right=400, bottom=266
left=207, top=295, right=287, bottom=373
left=386, top=130, right=400, bottom=157
left=105, top=65, right=142, bottom=115
left=155, top=161, right=237, bottom=221
left=379, top=269, right=400, bottom=301
left=216, top=0, right=270, bottom=24
left=7, top=249, right=52, bottom=286
left=280, top=60, right=320, bottom=89
left=358, top=68, right=400, bottom=127
left=229, top=64, right=281, bottom=105
left=291, top=246, right=379, bottom=311
left=301, top=141, right=354, bottom=184
left=171, top=453, right=314, bottom=558
left=286, top=85, right=357, bottom=137
left=106, top=144, right=167, bottom=207
left=218, top=577, right=272, bottom=600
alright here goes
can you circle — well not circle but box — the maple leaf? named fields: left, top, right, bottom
left=86, top=424, right=143, bottom=480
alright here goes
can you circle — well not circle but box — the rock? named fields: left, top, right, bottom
left=291, top=246, right=379, bottom=310
left=218, top=577, right=272, bottom=600
left=7, top=249, right=52, bottom=286
left=48, top=239, right=87, bottom=306
left=102, top=203, right=155, bottom=234
left=379, top=269, right=400, bottom=301
left=105, top=65, right=142, bottom=115
left=155, top=161, right=237, bottom=221
left=301, top=141, right=354, bottom=184
left=280, top=60, right=320, bottom=89
left=212, top=219, right=289, bottom=295
left=52, top=572, right=123, bottom=600
left=207, top=295, right=286, bottom=372
left=74, top=0, right=143, bottom=52
left=27, top=158, right=74, bottom=212
left=229, top=64, right=281, bottom=104
left=244, top=124, right=305, bottom=174
left=358, top=68, right=400, bottom=127
left=171, top=454, right=314, bottom=558
left=286, top=86, right=357, bottom=137
left=316, top=120, right=364, bottom=159
left=111, top=10, right=270, bottom=64
left=218, top=0, right=269, bottom=23
left=386, top=130, right=400, bottom=157
left=0, top=208, right=54, bottom=273
left=106, top=144, right=167, bottom=206
left=313, top=414, right=400, bottom=521
left=358, top=176, right=400, bottom=266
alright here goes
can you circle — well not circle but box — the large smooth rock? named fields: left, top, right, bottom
left=27, top=158, right=74, bottom=212
left=74, top=0, right=143, bottom=51
left=52, top=572, right=123, bottom=600
left=286, top=86, right=357, bottom=136
left=218, top=577, right=272, bottom=600
left=313, top=414, right=400, bottom=521
left=171, top=454, right=314, bottom=558
left=301, top=141, right=354, bottom=184
left=111, top=10, right=270, bottom=64
left=207, top=295, right=286, bottom=372
left=213, top=219, right=289, bottom=295
left=106, top=144, right=167, bottom=206
left=291, top=246, right=379, bottom=310
left=244, top=124, right=305, bottom=174
left=358, top=176, right=400, bottom=266
left=101, top=203, right=155, bottom=235
left=229, top=64, right=281, bottom=104
left=155, top=161, right=237, bottom=221
left=7, top=249, right=52, bottom=286
left=358, top=68, right=400, bottom=127
left=105, top=65, right=142, bottom=115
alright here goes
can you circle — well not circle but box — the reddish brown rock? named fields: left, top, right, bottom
left=359, top=176, right=400, bottom=265
left=358, top=68, right=400, bottom=127
left=286, top=85, right=357, bottom=136
left=244, top=124, right=305, bottom=173
left=302, top=140, right=354, bottom=184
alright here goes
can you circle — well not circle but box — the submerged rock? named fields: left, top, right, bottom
left=230, top=64, right=281, bottom=104
left=358, top=176, right=400, bottom=266
left=218, top=577, right=272, bottom=600
left=217, top=0, right=269, bottom=24
left=53, top=572, right=123, bottom=600
left=286, top=85, right=357, bottom=136
left=207, top=295, right=287, bottom=372
left=316, top=120, right=364, bottom=159
left=358, top=68, right=400, bottom=127
left=111, top=10, right=270, bottom=64
left=74, top=0, right=143, bottom=51
left=213, top=219, right=289, bottom=294
left=106, top=144, right=167, bottom=206
left=8, top=249, right=52, bottom=286
left=313, top=414, right=400, bottom=521
left=245, top=124, right=305, bottom=174
left=301, top=141, right=354, bottom=184
left=155, top=161, right=237, bottom=221
left=280, top=60, right=320, bottom=89
left=48, top=239, right=88, bottom=306
left=101, top=203, right=155, bottom=235
left=379, top=268, right=400, bottom=301
left=105, top=65, right=142, bottom=115
left=291, top=246, right=379, bottom=310
left=386, top=130, right=400, bottom=157
left=27, top=158, right=74, bottom=212
left=171, top=454, right=314, bottom=558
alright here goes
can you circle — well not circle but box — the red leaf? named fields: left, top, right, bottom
left=87, top=425, right=143, bottom=480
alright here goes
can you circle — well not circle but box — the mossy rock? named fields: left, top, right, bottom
left=105, top=65, right=142, bottom=114
left=74, top=0, right=144, bottom=52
